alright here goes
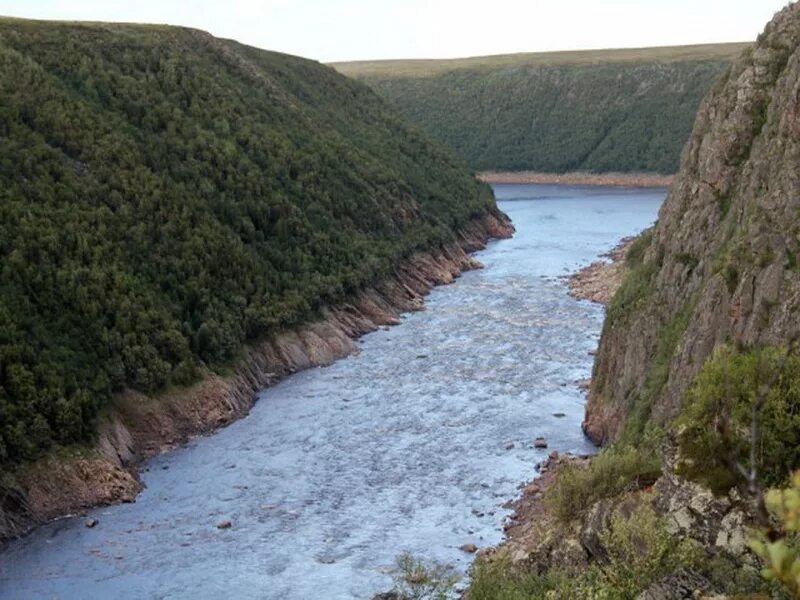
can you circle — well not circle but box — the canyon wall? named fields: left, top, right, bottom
left=585, top=3, right=800, bottom=444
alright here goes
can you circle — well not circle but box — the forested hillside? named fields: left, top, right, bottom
left=0, top=18, right=501, bottom=465
left=333, top=44, right=748, bottom=174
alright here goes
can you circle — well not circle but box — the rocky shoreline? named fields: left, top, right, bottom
left=477, top=171, right=674, bottom=188
left=485, top=452, right=592, bottom=563
left=457, top=230, right=762, bottom=598
left=567, top=236, right=636, bottom=304
left=0, top=210, right=514, bottom=543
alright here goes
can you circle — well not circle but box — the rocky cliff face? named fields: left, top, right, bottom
left=585, top=3, right=800, bottom=444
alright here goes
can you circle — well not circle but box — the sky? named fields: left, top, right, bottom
left=0, top=0, right=790, bottom=63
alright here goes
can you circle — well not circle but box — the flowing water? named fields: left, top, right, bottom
left=0, top=184, right=665, bottom=599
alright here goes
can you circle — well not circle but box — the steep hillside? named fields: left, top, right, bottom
left=333, top=44, right=747, bottom=174
left=0, top=18, right=508, bottom=471
left=585, top=5, right=800, bottom=448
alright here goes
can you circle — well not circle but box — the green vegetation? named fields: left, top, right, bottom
left=332, top=44, right=748, bottom=80
left=333, top=44, right=746, bottom=174
left=621, top=305, right=693, bottom=444
left=0, top=19, right=500, bottom=465
left=602, top=227, right=695, bottom=445
left=677, top=345, right=800, bottom=493
left=544, top=444, right=661, bottom=523
left=469, top=503, right=703, bottom=599
left=751, top=471, right=800, bottom=597
left=390, top=552, right=460, bottom=600
left=605, top=229, right=657, bottom=324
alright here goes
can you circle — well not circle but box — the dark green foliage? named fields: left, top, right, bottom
left=0, top=19, right=499, bottom=464
left=723, top=264, right=740, bottom=292
left=621, top=305, right=693, bottom=444
left=605, top=230, right=658, bottom=324
left=624, top=229, right=653, bottom=267
left=677, top=345, right=800, bottom=494
left=348, top=60, right=734, bottom=174
left=676, top=253, right=699, bottom=271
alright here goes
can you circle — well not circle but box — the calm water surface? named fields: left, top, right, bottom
left=0, top=184, right=664, bottom=599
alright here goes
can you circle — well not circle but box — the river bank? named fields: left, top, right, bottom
left=478, top=171, right=674, bottom=188
left=460, top=232, right=641, bottom=589
left=490, top=235, right=634, bottom=556
left=1, top=186, right=665, bottom=599
left=462, top=229, right=756, bottom=599
left=567, top=236, right=637, bottom=304
left=0, top=210, right=514, bottom=543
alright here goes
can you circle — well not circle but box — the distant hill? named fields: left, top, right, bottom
left=0, top=18, right=503, bottom=464
left=333, top=43, right=749, bottom=174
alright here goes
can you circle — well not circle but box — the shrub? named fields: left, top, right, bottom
left=468, top=549, right=573, bottom=600
left=468, top=503, right=702, bottom=599
left=594, top=502, right=703, bottom=598
left=677, top=345, right=800, bottom=493
left=391, top=552, right=459, bottom=600
left=545, top=445, right=661, bottom=523
left=625, top=229, right=654, bottom=268
left=605, top=252, right=658, bottom=324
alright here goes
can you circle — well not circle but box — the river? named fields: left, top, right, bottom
left=0, top=184, right=665, bottom=599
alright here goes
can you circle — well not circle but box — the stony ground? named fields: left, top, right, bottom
left=567, top=236, right=636, bottom=305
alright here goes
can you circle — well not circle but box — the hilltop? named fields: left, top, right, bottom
left=333, top=43, right=748, bottom=175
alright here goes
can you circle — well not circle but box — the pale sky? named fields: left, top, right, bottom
left=0, top=0, right=789, bottom=62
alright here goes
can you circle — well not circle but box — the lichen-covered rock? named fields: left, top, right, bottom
left=653, top=472, right=730, bottom=546
left=714, top=509, right=749, bottom=557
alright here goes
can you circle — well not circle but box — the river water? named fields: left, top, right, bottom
left=0, top=184, right=664, bottom=600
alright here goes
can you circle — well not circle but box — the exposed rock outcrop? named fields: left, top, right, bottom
left=586, top=3, right=800, bottom=444
left=0, top=211, right=513, bottom=542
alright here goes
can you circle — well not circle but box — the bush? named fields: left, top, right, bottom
left=594, top=503, right=703, bottom=598
left=468, top=503, right=702, bottom=599
left=677, top=345, right=800, bottom=493
left=545, top=445, right=661, bottom=523
left=391, top=552, right=459, bottom=600
left=468, top=549, right=572, bottom=600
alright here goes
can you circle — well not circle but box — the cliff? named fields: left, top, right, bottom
left=333, top=44, right=746, bottom=174
left=586, top=4, right=800, bottom=445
